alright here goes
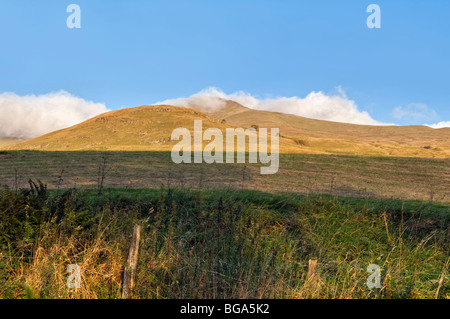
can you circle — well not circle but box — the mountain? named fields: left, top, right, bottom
left=2, top=105, right=224, bottom=151
left=2, top=101, right=449, bottom=157
left=2, top=104, right=294, bottom=152
left=199, top=100, right=450, bottom=157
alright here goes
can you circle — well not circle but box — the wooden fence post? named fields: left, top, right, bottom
left=307, top=258, right=318, bottom=283
left=122, top=224, right=141, bottom=299
left=303, top=258, right=320, bottom=297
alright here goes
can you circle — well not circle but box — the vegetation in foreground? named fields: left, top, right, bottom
left=0, top=183, right=448, bottom=299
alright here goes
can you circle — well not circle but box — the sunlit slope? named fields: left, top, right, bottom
left=0, top=138, right=26, bottom=148
left=2, top=105, right=294, bottom=152
left=3, top=102, right=449, bottom=157
left=3, top=105, right=221, bottom=151
left=204, top=100, right=450, bottom=157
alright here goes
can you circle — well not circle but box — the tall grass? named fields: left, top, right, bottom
left=0, top=185, right=448, bottom=299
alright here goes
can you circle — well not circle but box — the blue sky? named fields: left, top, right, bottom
left=0, top=0, right=449, bottom=130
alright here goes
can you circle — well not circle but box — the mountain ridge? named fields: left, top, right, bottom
left=2, top=101, right=449, bottom=157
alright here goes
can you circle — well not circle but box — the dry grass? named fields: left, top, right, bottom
left=0, top=138, right=25, bottom=148
left=0, top=187, right=448, bottom=299
left=0, top=201, right=136, bottom=299
left=2, top=103, right=449, bottom=158
left=7, top=236, right=124, bottom=299
left=0, top=151, right=449, bottom=202
left=208, top=100, right=450, bottom=158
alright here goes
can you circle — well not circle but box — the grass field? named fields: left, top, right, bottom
left=0, top=149, right=448, bottom=299
left=0, top=150, right=449, bottom=202
left=0, top=186, right=448, bottom=299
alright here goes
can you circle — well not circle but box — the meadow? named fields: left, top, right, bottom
left=0, top=185, right=448, bottom=299
left=0, top=151, right=449, bottom=202
left=0, top=150, right=448, bottom=299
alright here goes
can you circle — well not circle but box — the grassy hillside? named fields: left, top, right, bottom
left=0, top=138, right=25, bottom=148
left=3, top=102, right=449, bottom=157
left=2, top=105, right=295, bottom=152
left=2, top=105, right=227, bottom=151
left=0, top=186, right=448, bottom=299
left=205, top=100, right=450, bottom=158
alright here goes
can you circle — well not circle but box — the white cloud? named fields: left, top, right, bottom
left=158, top=87, right=385, bottom=126
left=392, top=103, right=438, bottom=122
left=158, top=87, right=228, bottom=112
left=0, top=90, right=109, bottom=138
left=426, top=121, right=450, bottom=129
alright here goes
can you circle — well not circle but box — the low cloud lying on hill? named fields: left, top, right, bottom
left=2, top=88, right=447, bottom=140
left=426, top=121, right=450, bottom=129
left=0, top=91, right=108, bottom=138
left=158, top=87, right=385, bottom=126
